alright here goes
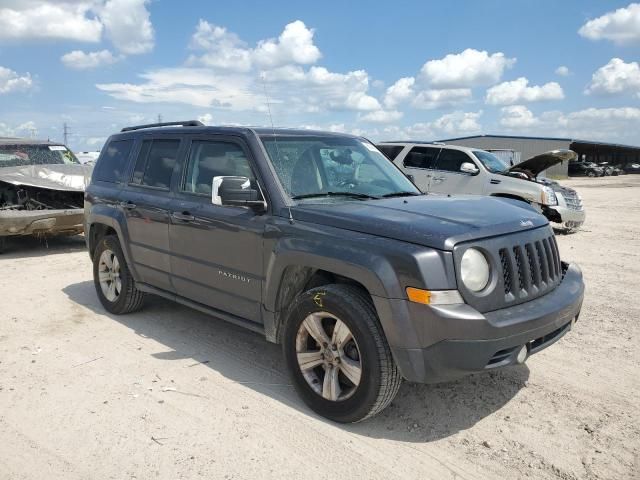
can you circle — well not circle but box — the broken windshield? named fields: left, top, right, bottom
left=0, top=144, right=79, bottom=168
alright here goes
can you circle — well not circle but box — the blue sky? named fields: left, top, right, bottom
left=1, top=0, right=639, bottom=150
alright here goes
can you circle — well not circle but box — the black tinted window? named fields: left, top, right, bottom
left=436, top=149, right=472, bottom=172
left=183, top=140, right=254, bottom=195
left=93, top=139, right=134, bottom=183
left=403, top=146, right=439, bottom=169
left=130, top=139, right=180, bottom=189
left=376, top=145, right=404, bottom=160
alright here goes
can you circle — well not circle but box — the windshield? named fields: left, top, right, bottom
left=0, top=144, right=79, bottom=167
left=473, top=150, right=509, bottom=173
left=260, top=136, right=420, bottom=201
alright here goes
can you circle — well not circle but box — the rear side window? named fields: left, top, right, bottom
left=376, top=145, right=404, bottom=160
left=93, top=139, right=134, bottom=183
left=436, top=149, right=472, bottom=172
left=130, top=139, right=181, bottom=189
left=182, top=140, right=254, bottom=195
left=403, top=146, right=439, bottom=169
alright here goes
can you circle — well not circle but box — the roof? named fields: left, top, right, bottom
left=113, top=124, right=361, bottom=139
left=436, top=134, right=640, bottom=150
left=0, top=137, right=64, bottom=146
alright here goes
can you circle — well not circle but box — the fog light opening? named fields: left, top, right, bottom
left=516, top=345, right=528, bottom=364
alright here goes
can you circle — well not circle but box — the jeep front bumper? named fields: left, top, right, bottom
left=386, top=263, right=584, bottom=383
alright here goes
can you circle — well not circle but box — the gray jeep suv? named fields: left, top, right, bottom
left=85, top=121, right=585, bottom=423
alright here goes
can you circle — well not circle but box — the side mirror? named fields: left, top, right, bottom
left=212, top=176, right=266, bottom=212
left=460, top=162, right=479, bottom=175
left=406, top=174, right=415, bottom=183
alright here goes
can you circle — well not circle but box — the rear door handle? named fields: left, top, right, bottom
left=172, top=211, right=195, bottom=222
left=119, top=201, right=136, bottom=210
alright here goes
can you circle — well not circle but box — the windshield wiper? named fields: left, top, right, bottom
left=380, top=191, right=422, bottom=198
left=291, top=191, right=378, bottom=200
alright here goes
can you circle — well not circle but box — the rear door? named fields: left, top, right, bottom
left=397, top=146, right=440, bottom=192
left=120, top=136, right=184, bottom=292
left=168, top=135, right=266, bottom=324
left=428, top=148, right=482, bottom=195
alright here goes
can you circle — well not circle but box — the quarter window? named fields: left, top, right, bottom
left=376, top=145, right=404, bottom=160
left=403, top=146, right=439, bottom=169
left=183, top=140, right=254, bottom=195
left=436, top=149, right=473, bottom=173
left=130, top=139, right=181, bottom=189
left=93, top=139, right=134, bottom=183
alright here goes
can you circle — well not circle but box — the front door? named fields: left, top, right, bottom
left=428, top=149, right=481, bottom=195
left=397, top=146, right=440, bottom=192
left=120, top=137, right=184, bottom=292
left=168, top=137, right=266, bottom=324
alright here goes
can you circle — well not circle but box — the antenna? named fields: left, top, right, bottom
left=157, top=114, right=163, bottom=123
left=260, top=72, right=293, bottom=223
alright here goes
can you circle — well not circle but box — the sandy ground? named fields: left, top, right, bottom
left=1, top=175, right=639, bottom=480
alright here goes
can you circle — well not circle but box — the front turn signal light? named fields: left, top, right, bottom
left=406, top=287, right=464, bottom=305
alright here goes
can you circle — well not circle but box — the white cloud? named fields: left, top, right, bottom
left=585, top=58, right=640, bottom=98
left=0, top=66, right=33, bottom=94
left=0, top=1, right=103, bottom=42
left=0, top=120, right=38, bottom=137
left=0, top=1, right=154, bottom=57
left=486, top=77, right=564, bottom=105
left=555, top=66, right=570, bottom=76
left=432, top=110, right=483, bottom=135
left=97, top=68, right=261, bottom=109
left=411, top=88, right=472, bottom=109
left=61, top=49, right=120, bottom=70
left=188, top=21, right=252, bottom=72
left=420, top=49, right=515, bottom=88
left=383, top=77, right=415, bottom=108
left=498, top=105, right=640, bottom=142
left=198, top=113, right=213, bottom=125
left=253, top=20, right=321, bottom=69
left=188, top=20, right=320, bottom=71
left=99, top=0, right=154, bottom=55
left=499, top=105, right=540, bottom=128
left=578, top=3, right=640, bottom=45
left=359, top=110, right=403, bottom=123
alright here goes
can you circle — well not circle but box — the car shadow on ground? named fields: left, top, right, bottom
left=0, top=234, right=86, bottom=259
left=63, top=280, right=529, bottom=443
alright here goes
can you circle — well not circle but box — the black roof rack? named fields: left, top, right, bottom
left=120, top=120, right=204, bottom=132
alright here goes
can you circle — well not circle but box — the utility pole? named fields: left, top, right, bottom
left=157, top=114, right=162, bottom=123
left=63, top=122, right=70, bottom=146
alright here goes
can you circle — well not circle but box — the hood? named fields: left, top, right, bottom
left=0, top=164, right=93, bottom=191
left=291, top=195, right=548, bottom=251
left=508, top=149, right=577, bottom=177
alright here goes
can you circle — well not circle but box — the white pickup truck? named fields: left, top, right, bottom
left=377, top=142, right=585, bottom=231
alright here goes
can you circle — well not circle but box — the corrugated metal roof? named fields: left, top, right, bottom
left=436, top=134, right=640, bottom=150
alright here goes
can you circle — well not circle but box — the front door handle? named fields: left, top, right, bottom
left=119, top=201, right=136, bottom=210
left=172, top=211, right=195, bottom=222
left=432, top=176, right=445, bottom=182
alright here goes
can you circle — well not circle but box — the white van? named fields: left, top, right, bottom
left=377, top=142, right=585, bottom=231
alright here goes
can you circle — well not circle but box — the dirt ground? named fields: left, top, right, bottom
left=1, top=175, right=638, bottom=480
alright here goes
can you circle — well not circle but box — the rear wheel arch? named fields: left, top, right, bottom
left=491, top=192, right=530, bottom=204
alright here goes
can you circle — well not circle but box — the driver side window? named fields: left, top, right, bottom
left=182, top=140, right=255, bottom=195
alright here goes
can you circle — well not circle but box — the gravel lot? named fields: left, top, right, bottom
left=1, top=175, right=638, bottom=480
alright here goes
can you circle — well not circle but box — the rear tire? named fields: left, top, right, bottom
left=283, top=284, right=402, bottom=423
left=93, top=235, right=145, bottom=314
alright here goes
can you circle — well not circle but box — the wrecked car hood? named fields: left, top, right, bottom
left=0, top=164, right=93, bottom=191
left=508, top=149, right=577, bottom=177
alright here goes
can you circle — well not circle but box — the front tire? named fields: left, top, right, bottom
left=93, top=235, right=145, bottom=314
left=283, top=284, right=402, bottom=423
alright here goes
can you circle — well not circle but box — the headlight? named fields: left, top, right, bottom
left=460, top=248, right=490, bottom=292
left=541, top=185, right=557, bottom=206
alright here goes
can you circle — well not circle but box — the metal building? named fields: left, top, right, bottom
left=437, top=134, right=640, bottom=178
